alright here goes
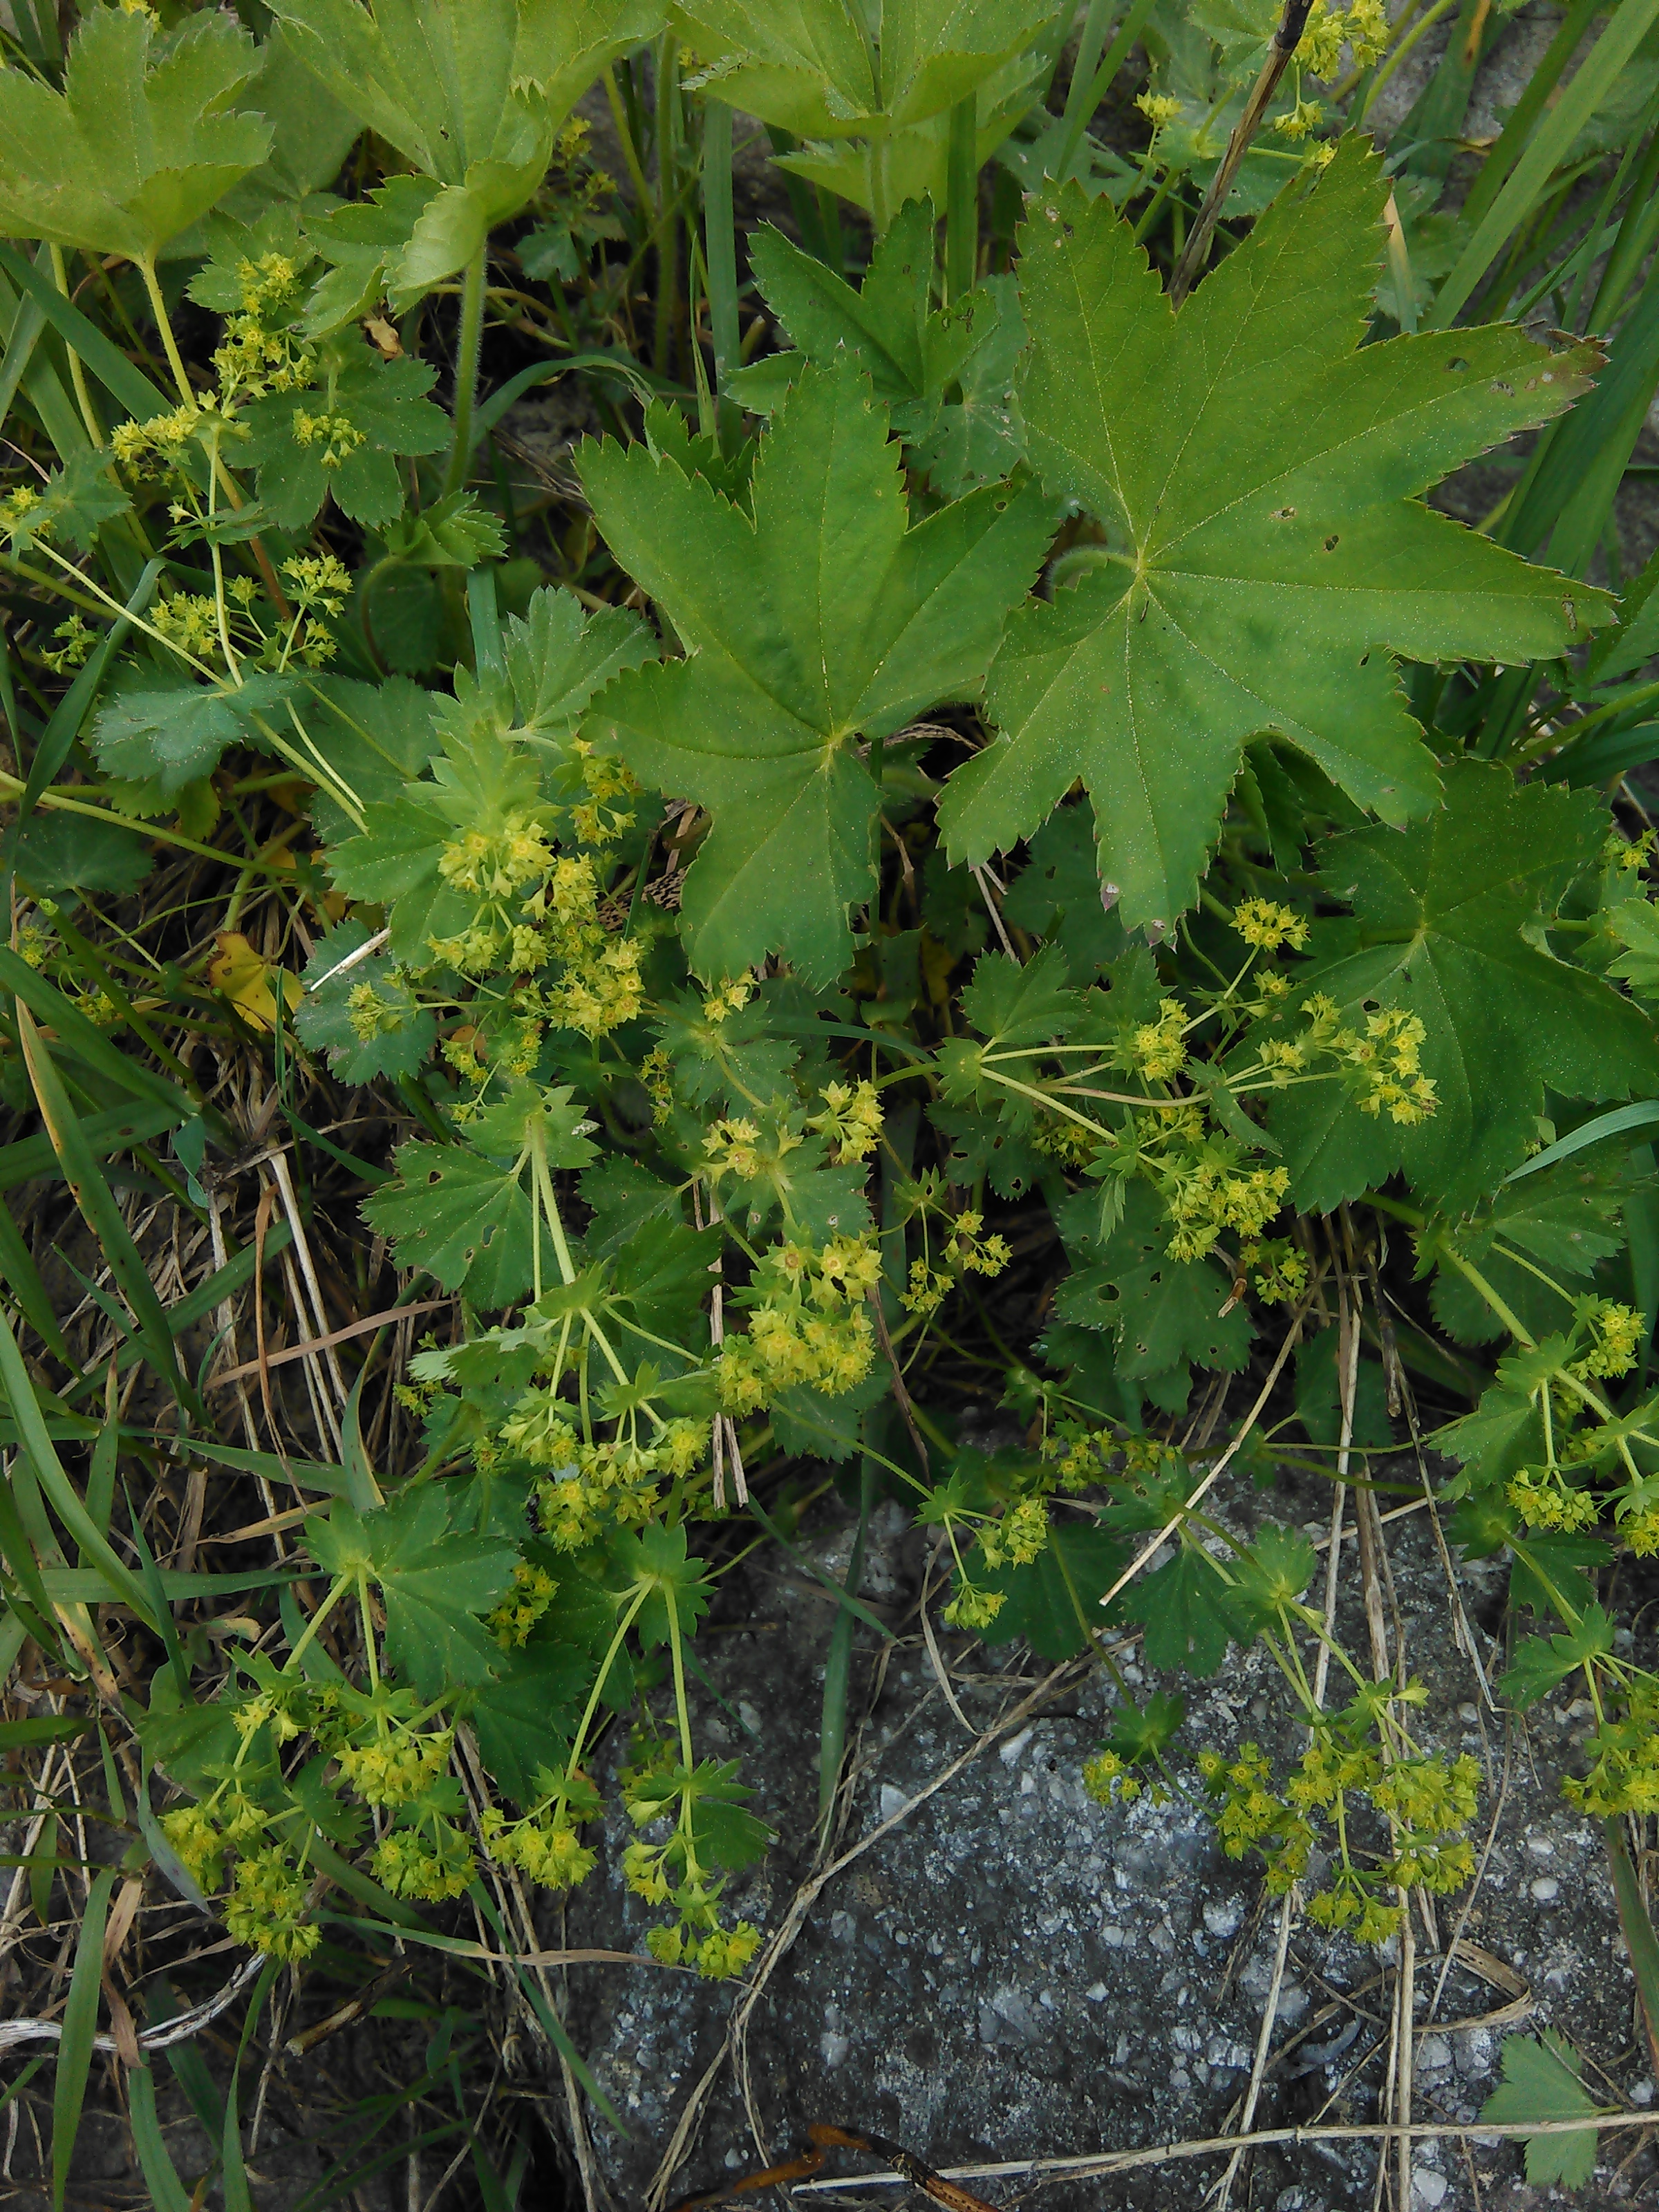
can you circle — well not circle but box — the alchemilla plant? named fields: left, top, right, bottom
left=3, top=0, right=1659, bottom=2198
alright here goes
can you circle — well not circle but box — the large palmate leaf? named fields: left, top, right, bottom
left=0, top=10, right=272, bottom=265
left=580, top=354, right=1055, bottom=983
left=938, top=137, right=1609, bottom=935
left=0, top=10, right=271, bottom=263
left=1269, top=762, right=1659, bottom=1212
left=673, top=0, right=1057, bottom=140
left=271, top=0, right=662, bottom=287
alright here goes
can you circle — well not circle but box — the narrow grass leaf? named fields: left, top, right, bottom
left=51, top=1864, right=116, bottom=2212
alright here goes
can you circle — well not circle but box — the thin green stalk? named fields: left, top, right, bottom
left=135, top=252, right=193, bottom=405
left=654, top=32, right=681, bottom=378
left=946, top=95, right=980, bottom=301
left=48, top=245, right=103, bottom=446
left=601, top=64, right=655, bottom=215
left=702, top=97, right=741, bottom=448
left=443, top=243, right=488, bottom=497
left=1588, top=120, right=1659, bottom=329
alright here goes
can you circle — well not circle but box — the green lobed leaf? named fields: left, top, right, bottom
left=1119, top=1546, right=1246, bottom=1676
left=1479, top=2033, right=1602, bottom=2188
left=937, top=139, right=1609, bottom=932
left=579, top=353, right=1056, bottom=983
left=91, top=672, right=292, bottom=798
left=673, top=0, right=1060, bottom=141
left=362, top=1142, right=536, bottom=1306
left=0, top=9, right=272, bottom=262
left=305, top=1488, right=518, bottom=1700
left=1054, top=1181, right=1253, bottom=1386
left=1269, top=761, right=1659, bottom=1212
left=235, top=342, right=449, bottom=531
left=980, top=1520, right=1127, bottom=1657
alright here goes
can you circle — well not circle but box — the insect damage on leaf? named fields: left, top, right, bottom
left=938, top=135, right=1609, bottom=935
left=579, top=352, right=1056, bottom=984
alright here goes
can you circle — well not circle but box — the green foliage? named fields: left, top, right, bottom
left=938, top=144, right=1605, bottom=933
left=0, top=8, right=272, bottom=262
left=1479, top=2032, right=1602, bottom=2187
left=5, top=0, right=1659, bottom=2169
left=1272, top=762, right=1659, bottom=1210
left=581, top=353, right=1053, bottom=981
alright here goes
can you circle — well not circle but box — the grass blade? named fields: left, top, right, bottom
left=127, top=2065, right=192, bottom=2212
left=0, top=1303, right=158, bottom=1628
left=1431, top=0, right=1659, bottom=326
left=51, top=1864, right=116, bottom=2212
left=17, top=1002, right=198, bottom=1415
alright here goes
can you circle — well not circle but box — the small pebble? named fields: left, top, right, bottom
left=1530, top=1876, right=1560, bottom=1903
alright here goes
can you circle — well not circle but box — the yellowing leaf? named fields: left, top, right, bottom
left=207, top=932, right=302, bottom=1033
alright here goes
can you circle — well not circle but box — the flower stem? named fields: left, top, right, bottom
left=443, top=241, right=488, bottom=498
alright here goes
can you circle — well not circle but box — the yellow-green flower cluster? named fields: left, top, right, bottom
left=1576, top=1298, right=1643, bottom=1380
left=1295, top=0, right=1389, bottom=75
left=975, top=1495, right=1049, bottom=1571
left=1233, top=898, right=1310, bottom=952
left=902, top=1208, right=1012, bottom=1315
left=1506, top=1468, right=1599, bottom=1533
left=1163, top=1154, right=1291, bottom=1264
left=373, top=1820, right=475, bottom=1902
left=1132, top=998, right=1189, bottom=1080
left=507, top=1400, right=709, bottom=1550
left=111, top=399, right=210, bottom=480
left=334, top=1727, right=452, bottom=1806
left=481, top=1804, right=598, bottom=1891
left=942, top=1581, right=1005, bottom=1630
left=224, top=1846, right=319, bottom=1962
left=718, top=1237, right=881, bottom=1415
left=809, top=1079, right=883, bottom=1164
left=488, top=1560, right=558, bottom=1647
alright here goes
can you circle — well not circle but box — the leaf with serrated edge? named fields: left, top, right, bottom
left=581, top=353, right=1055, bottom=982
left=0, top=10, right=271, bottom=261
left=938, top=138, right=1609, bottom=933
left=1269, top=761, right=1659, bottom=1212
left=1479, top=2034, right=1602, bottom=2188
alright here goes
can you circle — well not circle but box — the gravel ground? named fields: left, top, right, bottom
left=560, top=1465, right=1655, bottom=2212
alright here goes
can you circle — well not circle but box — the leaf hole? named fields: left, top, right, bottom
left=1323, top=534, right=1339, bottom=551
left=1271, top=506, right=1295, bottom=520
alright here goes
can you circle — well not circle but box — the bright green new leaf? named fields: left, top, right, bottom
left=673, top=0, right=1058, bottom=141
left=939, top=138, right=1609, bottom=934
left=325, top=588, right=652, bottom=964
left=301, top=176, right=442, bottom=330
left=582, top=355, right=1056, bottom=982
left=271, top=0, right=663, bottom=288
left=1500, top=1602, right=1615, bottom=1710
left=0, top=9, right=272, bottom=263
left=1607, top=897, right=1659, bottom=998
left=380, top=491, right=508, bottom=570
left=1479, top=2033, right=1602, bottom=2188
left=1270, top=762, right=1659, bottom=1212
left=306, top=1490, right=518, bottom=1700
